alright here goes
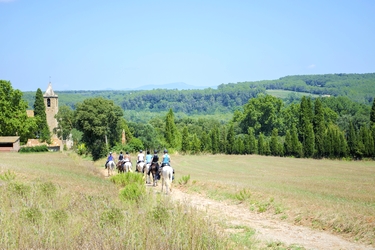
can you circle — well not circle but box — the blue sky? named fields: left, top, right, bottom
left=1, top=0, right=374, bottom=91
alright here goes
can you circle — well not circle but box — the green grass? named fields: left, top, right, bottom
left=172, top=154, right=375, bottom=245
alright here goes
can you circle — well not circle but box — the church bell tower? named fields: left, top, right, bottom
left=43, top=82, right=59, bottom=138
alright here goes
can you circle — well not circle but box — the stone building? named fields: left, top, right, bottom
left=43, top=83, right=59, bottom=138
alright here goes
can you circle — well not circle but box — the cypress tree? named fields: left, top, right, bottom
left=181, top=126, right=190, bottom=153
left=370, top=98, right=375, bottom=124
left=191, top=134, right=201, bottom=154
left=313, top=98, right=325, bottom=158
left=284, top=130, right=292, bottom=156
left=270, top=128, right=279, bottom=156
left=347, top=121, right=357, bottom=157
left=304, top=123, right=315, bottom=158
left=248, top=127, right=257, bottom=154
left=165, top=109, right=179, bottom=148
left=199, top=131, right=209, bottom=152
left=258, top=133, right=265, bottom=155
left=226, top=124, right=235, bottom=154
left=33, top=88, right=51, bottom=142
left=291, top=125, right=302, bottom=157
left=210, top=127, right=219, bottom=154
left=219, top=126, right=227, bottom=153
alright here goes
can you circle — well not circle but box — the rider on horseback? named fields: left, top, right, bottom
left=118, top=151, right=124, bottom=161
left=123, top=152, right=131, bottom=163
left=161, top=149, right=174, bottom=180
left=136, top=150, right=145, bottom=172
left=161, top=149, right=170, bottom=167
left=148, top=150, right=159, bottom=176
left=145, top=150, right=152, bottom=165
left=105, top=152, right=114, bottom=169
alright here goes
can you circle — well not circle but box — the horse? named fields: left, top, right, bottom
left=106, top=160, right=116, bottom=176
left=161, top=165, right=173, bottom=195
left=124, top=161, right=133, bottom=173
left=144, top=163, right=151, bottom=184
left=136, top=161, right=145, bottom=173
left=117, top=160, right=125, bottom=173
left=150, top=162, right=159, bottom=187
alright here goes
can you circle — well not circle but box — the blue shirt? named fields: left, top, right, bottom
left=162, top=154, right=170, bottom=164
left=108, top=155, right=114, bottom=161
left=146, top=154, right=152, bottom=163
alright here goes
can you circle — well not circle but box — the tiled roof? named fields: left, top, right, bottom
left=26, top=138, right=61, bottom=147
left=0, top=136, right=20, bottom=143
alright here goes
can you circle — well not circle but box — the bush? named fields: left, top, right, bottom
left=178, top=174, right=190, bottom=185
left=0, top=170, right=16, bottom=181
left=19, top=145, right=48, bottom=153
left=234, top=189, right=251, bottom=202
left=119, top=182, right=145, bottom=202
left=110, top=172, right=144, bottom=187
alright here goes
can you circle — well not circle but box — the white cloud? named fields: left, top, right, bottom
left=308, top=64, right=316, bottom=69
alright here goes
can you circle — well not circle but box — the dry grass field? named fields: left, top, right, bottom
left=172, top=154, right=375, bottom=245
left=1, top=151, right=374, bottom=249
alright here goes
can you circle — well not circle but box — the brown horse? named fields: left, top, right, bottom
left=150, top=162, right=159, bottom=186
left=117, top=161, right=125, bottom=173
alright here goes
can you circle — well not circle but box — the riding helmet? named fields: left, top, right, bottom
left=164, top=149, right=168, bottom=153
left=140, top=150, right=143, bottom=153
left=109, top=152, right=112, bottom=154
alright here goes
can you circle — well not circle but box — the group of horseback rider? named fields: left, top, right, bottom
left=106, top=149, right=174, bottom=180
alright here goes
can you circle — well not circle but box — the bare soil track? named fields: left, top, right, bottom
left=101, top=169, right=374, bottom=250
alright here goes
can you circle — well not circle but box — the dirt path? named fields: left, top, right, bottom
left=101, top=169, right=374, bottom=250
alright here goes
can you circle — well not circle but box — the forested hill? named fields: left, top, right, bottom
left=251, top=73, right=375, bottom=104
left=22, top=73, right=375, bottom=115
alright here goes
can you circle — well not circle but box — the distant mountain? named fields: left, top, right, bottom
left=133, top=82, right=215, bottom=90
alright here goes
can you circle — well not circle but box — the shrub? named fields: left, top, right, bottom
left=39, top=181, right=57, bottom=198
left=0, top=170, right=16, bottom=181
left=8, top=182, right=31, bottom=197
left=178, top=174, right=190, bottom=185
left=19, top=145, right=48, bottom=153
left=234, top=188, right=251, bottom=202
left=119, top=182, right=145, bottom=202
left=100, top=208, right=124, bottom=227
left=22, top=206, right=42, bottom=224
left=51, top=209, right=68, bottom=225
left=110, top=172, right=143, bottom=187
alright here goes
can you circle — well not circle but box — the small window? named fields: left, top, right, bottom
left=47, top=98, right=51, bottom=107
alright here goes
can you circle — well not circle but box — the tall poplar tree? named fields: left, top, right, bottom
left=284, top=130, right=292, bottom=156
left=248, top=127, right=257, bottom=154
left=210, top=127, right=219, bottom=154
left=181, top=126, right=190, bottom=153
left=313, top=98, right=325, bottom=158
left=370, top=98, right=375, bottom=125
left=165, top=108, right=179, bottom=148
left=33, top=88, right=51, bottom=142
left=190, top=133, right=201, bottom=154
left=226, top=124, right=235, bottom=154
left=270, top=128, right=279, bottom=156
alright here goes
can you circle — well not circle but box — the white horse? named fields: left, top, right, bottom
left=106, top=160, right=116, bottom=176
left=124, top=161, right=133, bottom=172
left=161, top=165, right=173, bottom=195
left=136, top=161, right=145, bottom=173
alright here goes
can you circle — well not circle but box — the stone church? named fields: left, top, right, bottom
left=25, top=83, right=64, bottom=150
